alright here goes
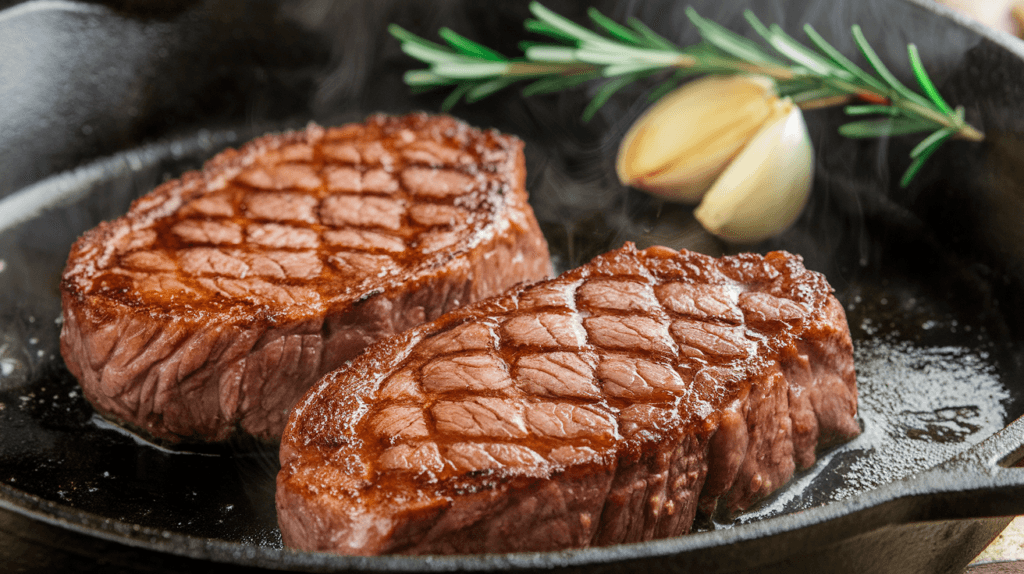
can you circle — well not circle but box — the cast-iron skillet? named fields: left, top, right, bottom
left=3, top=1, right=1024, bottom=572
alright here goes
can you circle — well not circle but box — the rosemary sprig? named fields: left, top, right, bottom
left=389, top=2, right=983, bottom=187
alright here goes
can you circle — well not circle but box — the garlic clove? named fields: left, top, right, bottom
left=693, top=98, right=813, bottom=243
left=616, top=75, right=777, bottom=203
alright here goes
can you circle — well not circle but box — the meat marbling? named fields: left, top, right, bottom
left=59, top=113, right=552, bottom=442
left=276, top=243, right=860, bottom=555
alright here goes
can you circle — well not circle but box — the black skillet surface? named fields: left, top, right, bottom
left=4, top=0, right=1024, bottom=572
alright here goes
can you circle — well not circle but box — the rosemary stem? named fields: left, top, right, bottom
left=507, top=62, right=599, bottom=76
left=891, top=97, right=982, bottom=141
left=898, top=98, right=959, bottom=129
left=956, top=124, right=985, bottom=142
left=696, top=55, right=795, bottom=80
left=821, top=75, right=974, bottom=136
left=797, top=95, right=854, bottom=110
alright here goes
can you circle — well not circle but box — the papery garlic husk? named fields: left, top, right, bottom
left=616, top=75, right=778, bottom=203
left=693, top=97, right=813, bottom=243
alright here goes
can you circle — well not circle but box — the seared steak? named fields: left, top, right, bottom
left=276, top=243, right=859, bottom=555
left=59, top=113, right=552, bottom=443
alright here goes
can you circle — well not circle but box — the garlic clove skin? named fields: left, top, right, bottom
left=693, top=98, right=813, bottom=243
left=616, top=75, right=777, bottom=203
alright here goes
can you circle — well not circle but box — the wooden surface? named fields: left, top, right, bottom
left=967, top=517, right=1024, bottom=572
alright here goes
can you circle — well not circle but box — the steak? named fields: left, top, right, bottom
left=276, top=243, right=859, bottom=555
left=59, top=113, right=552, bottom=443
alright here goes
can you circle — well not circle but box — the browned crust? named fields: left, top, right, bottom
left=277, top=244, right=859, bottom=555
left=59, top=113, right=553, bottom=442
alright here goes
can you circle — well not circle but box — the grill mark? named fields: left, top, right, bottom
left=79, top=123, right=530, bottom=308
